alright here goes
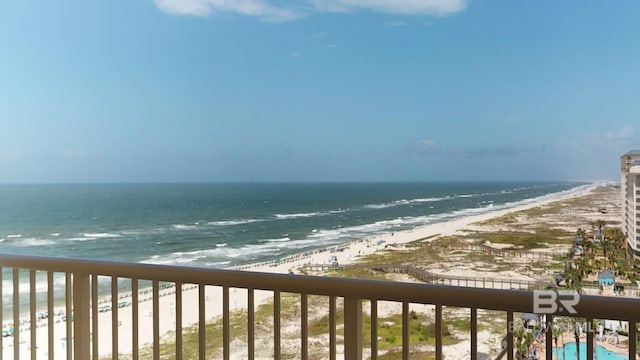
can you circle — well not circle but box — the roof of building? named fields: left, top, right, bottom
left=622, top=150, right=640, bottom=157
left=598, top=270, right=615, bottom=280
left=521, top=313, right=539, bottom=320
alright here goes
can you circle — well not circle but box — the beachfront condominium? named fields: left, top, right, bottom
left=621, top=150, right=640, bottom=259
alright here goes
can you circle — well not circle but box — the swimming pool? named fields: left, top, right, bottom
left=553, top=342, right=626, bottom=360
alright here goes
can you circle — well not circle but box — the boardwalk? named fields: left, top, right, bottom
left=301, top=244, right=566, bottom=290
left=303, top=263, right=542, bottom=290
left=445, top=243, right=567, bottom=260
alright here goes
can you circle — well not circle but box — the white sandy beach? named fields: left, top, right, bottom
left=3, top=184, right=602, bottom=359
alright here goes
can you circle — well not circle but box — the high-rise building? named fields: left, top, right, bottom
left=621, top=150, right=640, bottom=259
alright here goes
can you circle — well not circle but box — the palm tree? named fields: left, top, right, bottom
left=513, top=323, right=526, bottom=359
left=595, top=219, right=607, bottom=260
left=564, top=268, right=583, bottom=293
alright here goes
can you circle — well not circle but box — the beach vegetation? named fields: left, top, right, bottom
left=327, top=266, right=390, bottom=280
left=306, top=306, right=460, bottom=352
left=463, top=229, right=572, bottom=249
left=137, top=293, right=318, bottom=360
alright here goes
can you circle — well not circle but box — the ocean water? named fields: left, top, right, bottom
left=0, top=182, right=591, bottom=309
left=0, top=182, right=587, bottom=268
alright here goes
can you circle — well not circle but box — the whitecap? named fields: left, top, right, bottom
left=275, top=212, right=320, bottom=219
left=208, top=219, right=262, bottom=226
left=140, top=244, right=281, bottom=265
left=260, top=237, right=290, bottom=243
left=172, top=224, right=197, bottom=230
left=364, top=203, right=395, bottom=209
left=83, top=233, right=122, bottom=238
left=15, top=238, right=57, bottom=247
left=328, top=209, right=348, bottom=214
left=412, top=196, right=449, bottom=203
left=365, top=196, right=450, bottom=210
left=67, top=237, right=97, bottom=242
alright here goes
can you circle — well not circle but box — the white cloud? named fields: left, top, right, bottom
left=605, top=125, right=634, bottom=140
left=154, top=0, right=467, bottom=20
left=414, top=139, right=545, bottom=159
left=0, top=146, right=25, bottom=161
left=566, top=125, right=635, bottom=154
left=154, top=0, right=302, bottom=21
left=415, top=139, right=445, bottom=155
left=309, top=0, right=467, bottom=15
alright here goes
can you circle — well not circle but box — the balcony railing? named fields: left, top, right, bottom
left=0, top=253, right=639, bottom=360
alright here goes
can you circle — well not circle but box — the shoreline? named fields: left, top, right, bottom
left=243, top=182, right=598, bottom=274
left=2, top=182, right=606, bottom=358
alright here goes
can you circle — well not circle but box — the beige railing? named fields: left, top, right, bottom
left=0, top=253, right=639, bottom=360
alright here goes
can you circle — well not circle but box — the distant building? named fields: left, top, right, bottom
left=621, top=150, right=640, bottom=259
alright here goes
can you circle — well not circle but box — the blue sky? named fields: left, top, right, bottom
left=1, top=0, right=638, bottom=183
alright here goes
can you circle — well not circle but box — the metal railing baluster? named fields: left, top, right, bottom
left=199, top=284, right=205, bottom=360
left=344, top=297, right=362, bottom=360
left=370, top=300, right=377, bottom=360
left=132, top=279, right=139, bottom=360
left=402, top=302, right=409, bottom=360
left=92, top=274, right=98, bottom=360
left=1, top=268, right=4, bottom=360
left=274, top=291, right=281, bottom=360
left=248, top=288, right=255, bottom=360
left=586, top=317, right=594, bottom=360
left=329, top=296, right=336, bottom=360
left=301, top=293, right=308, bottom=360
left=507, top=311, right=514, bottom=360
left=66, top=272, right=72, bottom=360
left=153, top=280, right=160, bottom=360
left=74, top=273, right=91, bottom=360
left=112, top=276, right=118, bottom=359
left=545, top=315, right=553, bottom=360
left=223, top=286, right=230, bottom=360
left=470, top=308, right=477, bottom=360
left=30, top=270, right=36, bottom=360
left=48, top=272, right=54, bottom=360
left=14, top=269, right=20, bottom=360
left=175, top=281, right=182, bottom=360
left=629, top=321, right=637, bottom=360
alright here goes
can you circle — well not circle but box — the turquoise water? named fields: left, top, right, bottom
left=553, top=342, right=626, bottom=360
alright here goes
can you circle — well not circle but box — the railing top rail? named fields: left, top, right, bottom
left=1, top=253, right=639, bottom=321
